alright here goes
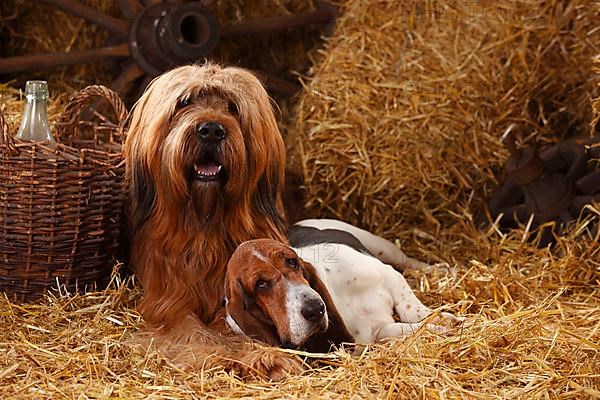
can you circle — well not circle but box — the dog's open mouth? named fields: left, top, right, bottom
left=194, top=159, right=225, bottom=182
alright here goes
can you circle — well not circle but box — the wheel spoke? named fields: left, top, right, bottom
left=135, top=75, right=155, bottom=99
left=116, top=0, right=143, bottom=20
left=141, top=0, right=162, bottom=7
left=221, top=8, right=333, bottom=37
left=0, top=43, right=130, bottom=74
left=111, top=63, right=145, bottom=94
left=40, top=0, right=130, bottom=37
left=258, top=73, right=301, bottom=97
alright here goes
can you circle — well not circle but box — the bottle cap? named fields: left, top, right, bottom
left=24, top=80, right=49, bottom=99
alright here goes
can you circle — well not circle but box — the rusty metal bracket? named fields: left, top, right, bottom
left=488, top=132, right=600, bottom=246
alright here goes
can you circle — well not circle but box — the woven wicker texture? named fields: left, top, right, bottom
left=0, top=85, right=127, bottom=302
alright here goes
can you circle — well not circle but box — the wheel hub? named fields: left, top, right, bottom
left=130, top=3, right=220, bottom=76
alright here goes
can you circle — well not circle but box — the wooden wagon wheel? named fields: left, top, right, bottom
left=0, top=0, right=336, bottom=99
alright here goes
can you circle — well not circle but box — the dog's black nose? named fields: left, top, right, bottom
left=301, top=298, right=325, bottom=322
left=281, top=341, right=297, bottom=350
left=197, top=121, right=226, bottom=142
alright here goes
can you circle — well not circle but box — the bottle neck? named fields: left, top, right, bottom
left=16, top=95, right=56, bottom=143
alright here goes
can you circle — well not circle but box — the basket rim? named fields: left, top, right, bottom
left=0, top=84, right=128, bottom=160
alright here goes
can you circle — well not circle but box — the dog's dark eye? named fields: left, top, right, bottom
left=228, top=100, right=238, bottom=115
left=177, top=97, right=191, bottom=109
left=255, top=279, right=271, bottom=290
left=286, top=258, right=300, bottom=270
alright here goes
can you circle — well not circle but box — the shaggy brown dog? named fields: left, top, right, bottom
left=124, top=63, right=302, bottom=379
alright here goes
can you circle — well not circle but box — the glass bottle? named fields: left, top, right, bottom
left=16, top=80, right=56, bottom=144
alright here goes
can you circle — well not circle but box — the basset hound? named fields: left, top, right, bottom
left=224, top=238, right=353, bottom=352
left=225, top=220, right=460, bottom=352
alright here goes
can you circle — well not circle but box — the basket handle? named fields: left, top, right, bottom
left=58, top=85, right=128, bottom=145
left=0, top=111, right=16, bottom=153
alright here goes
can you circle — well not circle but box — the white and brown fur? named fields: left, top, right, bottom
left=225, top=238, right=353, bottom=353
left=226, top=220, right=460, bottom=351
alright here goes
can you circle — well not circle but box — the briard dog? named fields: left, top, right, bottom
left=124, top=63, right=302, bottom=379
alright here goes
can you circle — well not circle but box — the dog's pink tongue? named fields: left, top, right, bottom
left=195, top=162, right=222, bottom=176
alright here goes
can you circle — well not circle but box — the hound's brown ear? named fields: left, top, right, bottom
left=237, top=279, right=255, bottom=311
left=301, top=260, right=354, bottom=353
left=225, top=278, right=281, bottom=346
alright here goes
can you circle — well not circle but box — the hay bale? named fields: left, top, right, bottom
left=290, top=0, right=600, bottom=249
left=593, top=55, right=600, bottom=130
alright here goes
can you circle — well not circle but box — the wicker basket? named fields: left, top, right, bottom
left=0, top=85, right=127, bottom=302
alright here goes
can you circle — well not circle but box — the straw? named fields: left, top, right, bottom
left=0, top=220, right=598, bottom=398
left=1, top=1, right=599, bottom=398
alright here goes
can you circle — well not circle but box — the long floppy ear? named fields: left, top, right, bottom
left=233, top=67, right=287, bottom=234
left=251, top=109, right=286, bottom=234
left=254, top=158, right=286, bottom=233
left=124, top=84, right=163, bottom=236
left=225, top=279, right=281, bottom=346
left=127, top=161, right=157, bottom=235
left=301, top=261, right=354, bottom=353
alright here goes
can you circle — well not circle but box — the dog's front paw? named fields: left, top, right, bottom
left=239, top=347, right=305, bottom=381
left=426, top=312, right=464, bottom=334
left=439, top=312, right=463, bottom=326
